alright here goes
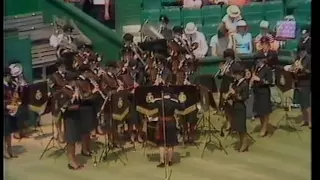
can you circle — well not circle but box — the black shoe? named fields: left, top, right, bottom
left=9, top=153, right=18, bottom=158
left=81, top=151, right=93, bottom=157
left=68, top=164, right=82, bottom=170
left=157, top=163, right=165, bottom=168
left=168, top=161, right=173, bottom=166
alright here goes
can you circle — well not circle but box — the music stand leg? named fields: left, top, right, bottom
left=201, top=109, right=228, bottom=158
left=39, top=117, right=64, bottom=160
left=275, top=110, right=302, bottom=141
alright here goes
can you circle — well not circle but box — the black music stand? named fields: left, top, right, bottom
left=194, top=74, right=228, bottom=157
left=98, top=92, right=128, bottom=166
left=273, top=68, right=302, bottom=140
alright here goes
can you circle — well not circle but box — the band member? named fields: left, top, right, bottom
left=244, top=68, right=255, bottom=119
left=49, top=60, right=68, bottom=142
left=9, top=62, right=29, bottom=139
left=251, top=55, right=273, bottom=137
left=256, top=36, right=279, bottom=70
left=62, top=74, right=92, bottom=170
left=158, top=15, right=173, bottom=40
left=184, top=22, right=208, bottom=58
left=298, top=27, right=311, bottom=55
left=228, top=63, right=250, bottom=151
left=149, top=92, right=184, bottom=167
left=217, top=49, right=237, bottom=130
left=291, top=45, right=311, bottom=128
left=4, top=67, right=19, bottom=159
left=154, top=58, right=173, bottom=85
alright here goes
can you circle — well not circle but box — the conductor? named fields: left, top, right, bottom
left=149, top=91, right=184, bottom=167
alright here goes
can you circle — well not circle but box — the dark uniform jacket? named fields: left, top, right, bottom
left=253, top=64, right=273, bottom=93
left=150, top=98, right=184, bottom=117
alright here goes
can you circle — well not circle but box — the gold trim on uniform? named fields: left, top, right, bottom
left=136, top=106, right=159, bottom=116
left=112, top=107, right=130, bottom=121
left=175, top=104, right=197, bottom=115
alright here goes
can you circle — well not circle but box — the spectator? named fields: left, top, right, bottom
left=234, top=20, right=253, bottom=54
left=255, top=20, right=279, bottom=51
left=184, top=22, right=208, bottom=58
left=209, top=26, right=233, bottom=57
left=183, top=0, right=202, bottom=8
left=221, top=5, right=243, bottom=33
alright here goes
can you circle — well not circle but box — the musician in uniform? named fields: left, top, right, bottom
left=122, top=33, right=134, bottom=48
left=298, top=27, right=311, bottom=55
left=61, top=73, right=93, bottom=170
left=256, top=36, right=279, bottom=70
left=154, top=57, right=173, bottom=85
left=158, top=15, right=173, bottom=40
left=9, top=62, right=29, bottom=139
left=228, top=63, right=250, bottom=152
left=49, top=60, right=68, bottom=142
left=149, top=92, right=184, bottom=167
left=4, top=67, right=19, bottom=159
left=217, top=49, right=237, bottom=130
left=251, top=53, right=273, bottom=137
left=290, top=45, right=311, bottom=128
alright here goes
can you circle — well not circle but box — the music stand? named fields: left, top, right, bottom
left=194, top=74, right=228, bottom=157
left=98, top=92, right=128, bottom=166
left=274, top=68, right=302, bottom=140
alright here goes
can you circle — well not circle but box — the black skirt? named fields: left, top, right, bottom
left=4, top=115, right=18, bottom=137
left=231, top=102, right=247, bottom=133
left=182, top=110, right=198, bottom=126
left=157, top=120, right=178, bottom=147
left=253, top=87, right=272, bottom=117
left=296, top=87, right=311, bottom=109
left=127, top=104, right=141, bottom=126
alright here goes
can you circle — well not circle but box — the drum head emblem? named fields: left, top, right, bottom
left=146, top=92, right=154, bottom=103
left=117, top=97, right=123, bottom=108
left=35, top=90, right=43, bottom=100
left=280, top=75, right=286, bottom=86
left=178, top=92, right=187, bottom=103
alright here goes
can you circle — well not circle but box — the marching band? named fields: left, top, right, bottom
left=3, top=17, right=311, bottom=172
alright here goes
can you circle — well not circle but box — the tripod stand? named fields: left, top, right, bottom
left=274, top=97, right=302, bottom=141
left=200, top=108, right=228, bottom=158
left=39, top=114, right=65, bottom=159
left=98, top=102, right=128, bottom=166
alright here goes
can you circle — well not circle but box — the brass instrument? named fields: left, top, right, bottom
left=222, top=83, right=235, bottom=106
left=249, top=65, right=259, bottom=90
left=215, top=59, right=233, bottom=78
left=8, top=90, right=22, bottom=116
left=291, top=55, right=305, bottom=74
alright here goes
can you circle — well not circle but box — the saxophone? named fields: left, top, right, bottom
left=8, top=88, right=22, bottom=116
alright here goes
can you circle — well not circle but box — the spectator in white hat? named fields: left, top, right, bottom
left=221, top=5, right=243, bottom=33
left=255, top=20, right=279, bottom=51
left=234, top=20, right=253, bottom=54
left=184, top=22, right=208, bottom=58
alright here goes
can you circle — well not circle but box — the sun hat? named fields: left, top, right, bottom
left=184, top=22, right=197, bottom=35
left=226, top=5, right=241, bottom=18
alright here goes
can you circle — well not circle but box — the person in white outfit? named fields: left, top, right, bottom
left=184, top=22, right=208, bottom=58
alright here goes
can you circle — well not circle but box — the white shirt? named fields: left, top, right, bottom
left=234, top=33, right=253, bottom=54
left=209, top=34, right=232, bottom=56
left=187, top=31, right=208, bottom=58
left=49, top=34, right=63, bottom=48
left=221, top=14, right=242, bottom=33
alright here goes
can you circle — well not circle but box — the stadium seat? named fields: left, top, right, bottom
left=161, top=7, right=182, bottom=24
left=263, top=1, right=284, bottom=21
left=284, top=39, right=299, bottom=50
left=143, top=0, right=161, bottom=10
left=141, top=9, right=161, bottom=24
left=293, top=1, right=311, bottom=22
left=182, top=8, right=202, bottom=26
left=202, top=5, right=223, bottom=26
left=202, top=24, right=220, bottom=42
left=241, top=3, right=264, bottom=21
left=161, top=0, right=178, bottom=6
left=247, top=20, right=261, bottom=37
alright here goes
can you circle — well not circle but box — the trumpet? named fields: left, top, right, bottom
left=291, top=57, right=304, bottom=73
left=222, top=83, right=235, bottom=106
left=215, top=59, right=233, bottom=78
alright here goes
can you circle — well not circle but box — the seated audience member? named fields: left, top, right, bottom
left=255, top=20, right=279, bottom=51
left=202, top=0, right=215, bottom=6
left=234, top=20, right=253, bottom=54
left=183, top=0, right=202, bottom=8
left=221, top=5, right=243, bottom=33
left=210, top=27, right=233, bottom=56
left=184, top=22, right=208, bottom=58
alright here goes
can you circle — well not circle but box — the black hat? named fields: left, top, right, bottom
left=173, top=26, right=183, bottom=33
left=260, top=36, right=270, bottom=44
left=123, top=33, right=134, bottom=42
left=223, top=49, right=235, bottom=59
left=4, top=67, right=11, bottom=77
left=231, top=62, right=245, bottom=75
left=159, top=15, right=169, bottom=23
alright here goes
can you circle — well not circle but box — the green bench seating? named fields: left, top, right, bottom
left=241, top=3, right=264, bottom=21
left=161, top=7, right=182, bottom=25
left=202, top=5, right=223, bottom=26
left=292, top=1, right=311, bottom=22
left=182, top=8, right=202, bottom=26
